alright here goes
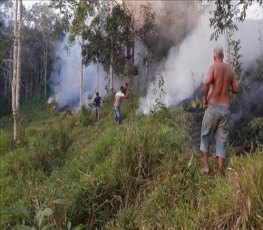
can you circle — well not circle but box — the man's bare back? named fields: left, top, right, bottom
left=203, top=54, right=239, bottom=107
left=200, top=46, right=239, bottom=176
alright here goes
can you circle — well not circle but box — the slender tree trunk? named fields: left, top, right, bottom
left=79, top=0, right=85, bottom=107
left=4, top=72, right=7, bottom=97
left=37, top=70, right=40, bottom=99
left=97, top=59, right=100, bottom=94
left=25, top=82, right=29, bottom=103
left=12, top=0, right=18, bottom=141
left=44, top=36, right=48, bottom=99
left=109, top=57, right=113, bottom=91
left=109, top=0, right=114, bottom=92
left=30, top=78, right=33, bottom=98
left=40, top=57, right=43, bottom=99
left=16, top=0, right=22, bottom=113
left=145, top=59, right=148, bottom=90
left=80, top=43, right=84, bottom=107
left=8, top=53, right=12, bottom=108
left=11, top=0, right=22, bottom=141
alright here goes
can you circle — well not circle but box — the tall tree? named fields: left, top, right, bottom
left=12, top=0, right=22, bottom=141
left=51, top=0, right=98, bottom=106
left=136, top=3, right=158, bottom=85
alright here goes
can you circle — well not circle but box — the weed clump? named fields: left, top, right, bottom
left=0, top=131, right=14, bottom=155
left=70, top=180, right=123, bottom=229
left=29, top=125, right=72, bottom=176
left=74, top=106, right=94, bottom=127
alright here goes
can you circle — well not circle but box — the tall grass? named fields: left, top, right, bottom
left=0, top=97, right=262, bottom=229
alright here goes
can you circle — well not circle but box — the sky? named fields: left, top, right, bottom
left=23, top=0, right=50, bottom=9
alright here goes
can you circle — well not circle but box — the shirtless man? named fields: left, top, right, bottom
left=200, top=46, right=239, bottom=176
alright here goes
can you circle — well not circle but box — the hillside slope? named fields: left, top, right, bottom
left=0, top=98, right=262, bottom=229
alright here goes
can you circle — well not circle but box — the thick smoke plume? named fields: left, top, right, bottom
left=126, top=1, right=200, bottom=60
left=138, top=4, right=263, bottom=114
left=48, top=35, right=108, bottom=111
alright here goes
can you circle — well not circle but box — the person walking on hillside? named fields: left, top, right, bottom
left=113, top=85, right=129, bottom=124
left=93, top=92, right=102, bottom=120
left=200, top=46, right=239, bottom=176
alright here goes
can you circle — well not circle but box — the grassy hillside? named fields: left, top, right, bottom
left=0, top=97, right=262, bottom=230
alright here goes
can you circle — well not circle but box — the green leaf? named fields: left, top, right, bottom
left=72, top=224, right=85, bottom=230
left=53, top=199, right=73, bottom=206
left=90, top=16, right=100, bottom=27
left=36, top=208, right=53, bottom=228
left=67, top=221, right=72, bottom=230
left=0, top=206, right=29, bottom=217
left=42, top=224, right=55, bottom=230
left=20, top=225, right=36, bottom=230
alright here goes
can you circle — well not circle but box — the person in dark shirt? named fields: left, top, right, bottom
left=93, top=92, right=102, bottom=120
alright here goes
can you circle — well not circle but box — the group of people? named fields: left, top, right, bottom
left=93, top=83, right=128, bottom=124
left=93, top=46, right=239, bottom=176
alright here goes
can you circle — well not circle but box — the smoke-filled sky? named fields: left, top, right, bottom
left=138, top=3, right=263, bottom=114
left=47, top=2, right=263, bottom=113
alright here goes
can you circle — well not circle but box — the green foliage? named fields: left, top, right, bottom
left=208, top=0, right=263, bottom=40
left=84, top=4, right=136, bottom=77
left=137, top=3, right=158, bottom=59
left=0, top=3, right=65, bottom=116
left=231, top=39, right=243, bottom=78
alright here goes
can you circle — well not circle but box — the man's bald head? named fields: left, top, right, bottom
left=214, top=46, right=224, bottom=59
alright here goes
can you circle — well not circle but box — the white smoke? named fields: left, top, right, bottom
left=48, top=35, right=108, bottom=111
left=138, top=4, right=263, bottom=114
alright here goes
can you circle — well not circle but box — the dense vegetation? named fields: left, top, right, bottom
left=0, top=97, right=262, bottom=229
left=0, top=1, right=64, bottom=117
left=1, top=1, right=263, bottom=229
